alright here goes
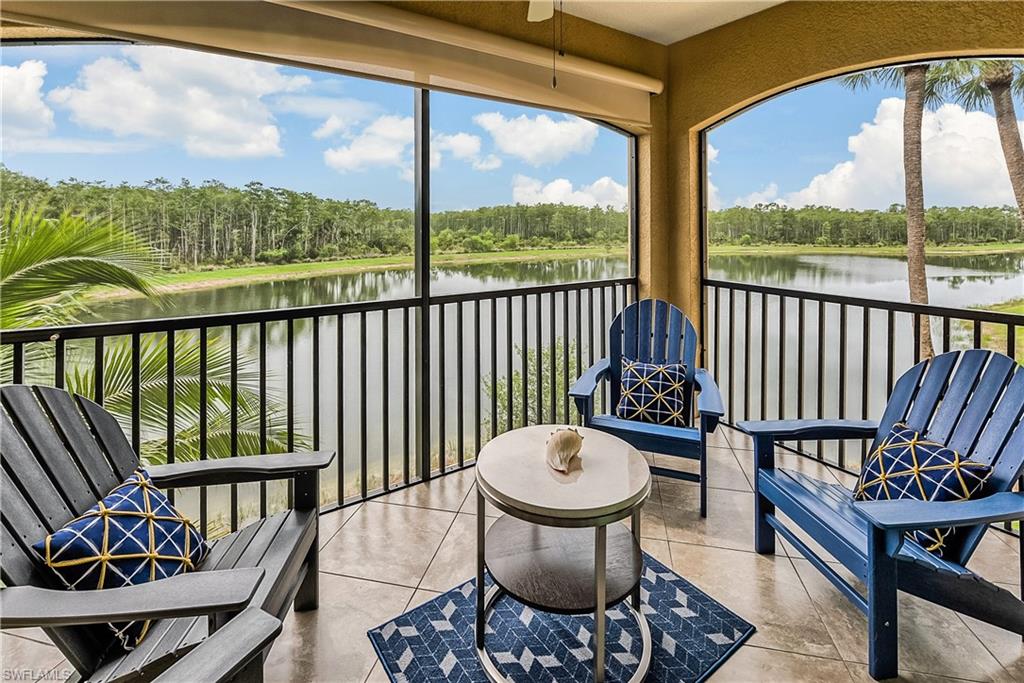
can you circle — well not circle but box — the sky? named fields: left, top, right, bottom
left=708, top=70, right=1024, bottom=210
left=2, top=44, right=1022, bottom=212
left=0, top=44, right=628, bottom=212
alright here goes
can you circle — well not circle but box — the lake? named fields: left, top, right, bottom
left=77, top=250, right=1022, bottom=534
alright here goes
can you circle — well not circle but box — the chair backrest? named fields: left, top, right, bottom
left=1, top=384, right=141, bottom=676
left=872, top=350, right=1024, bottom=566
left=608, top=299, right=699, bottom=425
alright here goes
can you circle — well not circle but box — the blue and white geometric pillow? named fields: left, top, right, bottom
left=33, top=469, right=208, bottom=649
left=616, top=358, right=688, bottom=427
left=854, top=423, right=991, bottom=556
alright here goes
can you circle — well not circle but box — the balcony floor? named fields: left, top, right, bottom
left=5, top=426, right=1022, bottom=682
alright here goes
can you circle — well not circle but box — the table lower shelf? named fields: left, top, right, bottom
left=483, top=515, right=642, bottom=615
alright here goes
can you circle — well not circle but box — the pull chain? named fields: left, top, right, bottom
left=552, top=1, right=565, bottom=89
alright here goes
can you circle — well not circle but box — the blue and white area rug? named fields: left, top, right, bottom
left=368, top=554, right=754, bottom=682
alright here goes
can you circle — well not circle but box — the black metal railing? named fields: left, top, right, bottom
left=1, top=277, right=636, bottom=538
left=703, top=278, right=1024, bottom=536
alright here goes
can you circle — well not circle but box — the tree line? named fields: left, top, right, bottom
left=708, top=203, right=1023, bottom=246
left=0, top=167, right=627, bottom=268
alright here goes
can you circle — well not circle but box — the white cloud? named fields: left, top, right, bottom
left=313, top=115, right=349, bottom=140
left=512, top=174, right=628, bottom=209
left=47, top=46, right=309, bottom=158
left=434, top=132, right=480, bottom=160
left=785, top=98, right=1024, bottom=208
left=474, top=112, right=598, bottom=165
left=706, top=143, right=722, bottom=210
left=735, top=182, right=782, bottom=207
left=473, top=154, right=503, bottom=171
left=2, top=60, right=55, bottom=138
left=323, top=114, right=413, bottom=173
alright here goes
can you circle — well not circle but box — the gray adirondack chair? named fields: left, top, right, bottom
left=0, top=384, right=334, bottom=682
left=738, top=350, right=1024, bottom=679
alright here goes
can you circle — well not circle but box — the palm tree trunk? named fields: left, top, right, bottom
left=902, top=64, right=935, bottom=358
left=985, top=74, right=1024, bottom=228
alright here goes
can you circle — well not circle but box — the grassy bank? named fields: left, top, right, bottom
left=707, top=241, right=1024, bottom=256
left=89, top=241, right=1024, bottom=301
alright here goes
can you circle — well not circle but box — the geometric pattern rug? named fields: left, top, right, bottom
left=368, top=554, right=754, bottom=682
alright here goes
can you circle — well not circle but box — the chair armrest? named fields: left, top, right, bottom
left=154, top=607, right=282, bottom=683
left=693, top=369, right=725, bottom=418
left=736, top=419, right=879, bottom=441
left=568, top=358, right=611, bottom=400
left=855, top=492, right=1024, bottom=531
left=148, top=451, right=335, bottom=488
left=0, top=568, right=264, bottom=629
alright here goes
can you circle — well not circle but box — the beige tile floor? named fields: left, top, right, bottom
left=6, top=427, right=1022, bottom=682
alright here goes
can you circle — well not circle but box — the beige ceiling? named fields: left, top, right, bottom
left=561, top=0, right=784, bottom=45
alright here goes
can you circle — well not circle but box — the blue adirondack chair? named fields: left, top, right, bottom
left=738, top=349, right=1024, bottom=680
left=569, top=298, right=725, bottom=517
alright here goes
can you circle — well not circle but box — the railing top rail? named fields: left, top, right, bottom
left=0, top=277, right=638, bottom=344
left=703, top=278, right=1024, bottom=326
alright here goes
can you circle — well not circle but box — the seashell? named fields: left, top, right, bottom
left=546, top=428, right=584, bottom=473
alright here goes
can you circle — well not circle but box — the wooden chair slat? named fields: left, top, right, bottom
left=636, top=299, right=652, bottom=361
left=0, top=521, right=44, bottom=589
left=608, top=315, right=624, bottom=410
left=905, top=352, right=960, bottom=430
left=36, top=386, right=121, bottom=499
left=652, top=299, right=669, bottom=363
left=870, top=360, right=927, bottom=450
left=972, top=369, right=1024, bottom=468
left=666, top=308, right=684, bottom=364
left=620, top=301, right=638, bottom=360
left=2, top=387, right=95, bottom=516
left=0, top=407, right=75, bottom=530
left=944, top=354, right=1016, bottom=456
left=0, top=467, right=51, bottom=560
left=925, top=350, right=991, bottom=444
left=75, top=395, right=139, bottom=481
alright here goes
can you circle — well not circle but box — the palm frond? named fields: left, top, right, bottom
left=0, top=206, right=161, bottom=329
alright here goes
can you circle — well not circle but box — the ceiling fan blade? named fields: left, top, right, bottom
left=527, top=0, right=554, bottom=22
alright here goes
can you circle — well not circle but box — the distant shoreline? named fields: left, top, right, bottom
left=88, top=242, right=1024, bottom=301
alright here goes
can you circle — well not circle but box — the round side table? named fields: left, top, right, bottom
left=474, top=425, right=652, bottom=683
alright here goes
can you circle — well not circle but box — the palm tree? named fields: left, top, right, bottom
left=1, top=206, right=302, bottom=461
left=841, top=65, right=942, bottom=358
left=930, top=59, right=1024, bottom=226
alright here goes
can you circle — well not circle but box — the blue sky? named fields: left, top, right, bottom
left=1, top=44, right=627, bottom=211
left=2, top=45, right=1021, bottom=212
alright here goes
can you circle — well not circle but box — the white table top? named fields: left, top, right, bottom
left=475, top=425, right=651, bottom=522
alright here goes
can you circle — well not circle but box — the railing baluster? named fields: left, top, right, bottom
left=198, top=327, right=208, bottom=535
left=797, top=298, right=806, bottom=451
left=312, top=317, right=320, bottom=451
left=838, top=303, right=848, bottom=469
left=403, top=308, right=410, bottom=484
left=521, top=294, right=529, bottom=428
left=913, top=312, right=922, bottom=364
left=713, top=286, right=720, bottom=386
left=886, top=309, right=895, bottom=395
left=600, top=286, right=608, bottom=415
left=861, top=306, right=871, bottom=465
left=491, top=299, right=498, bottom=439
left=942, top=316, right=951, bottom=353
left=287, top=319, right=295, bottom=508
left=973, top=320, right=982, bottom=350
left=131, top=332, right=141, bottom=455
left=1009, top=324, right=1017, bottom=362
left=457, top=302, right=464, bottom=468
left=382, top=311, right=390, bottom=489
left=549, top=292, right=557, bottom=423
left=53, top=336, right=65, bottom=389
left=760, top=292, right=767, bottom=420
left=94, top=337, right=104, bottom=405
left=506, top=297, right=513, bottom=432
left=12, top=342, right=24, bottom=384
left=743, top=291, right=751, bottom=421
left=563, top=292, right=570, bottom=423
left=230, top=324, right=238, bottom=532
left=778, top=295, right=786, bottom=421
left=259, top=321, right=268, bottom=517
left=816, top=302, right=826, bottom=461
left=359, top=311, right=368, bottom=497
left=337, top=313, right=346, bottom=500
left=166, top=330, right=175, bottom=505
left=728, top=287, right=735, bottom=421
left=575, top=289, right=582, bottom=423
left=438, top=303, right=447, bottom=473
left=535, top=292, right=543, bottom=425
left=474, top=300, right=481, bottom=458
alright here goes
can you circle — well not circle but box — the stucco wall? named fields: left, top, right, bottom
left=666, top=0, right=1024, bottom=326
